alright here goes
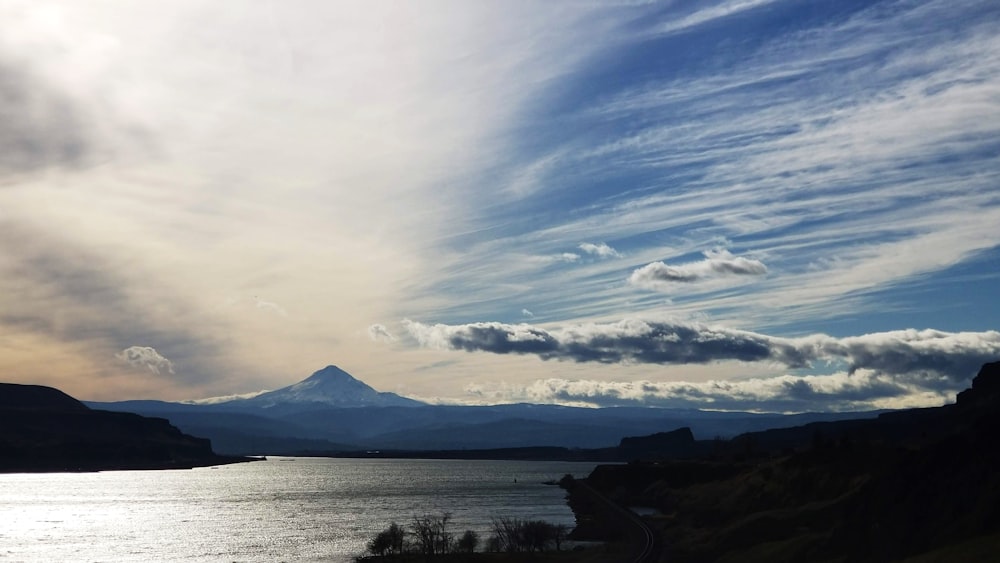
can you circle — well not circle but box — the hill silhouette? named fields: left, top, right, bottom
left=0, top=383, right=254, bottom=472
left=566, top=360, right=1000, bottom=562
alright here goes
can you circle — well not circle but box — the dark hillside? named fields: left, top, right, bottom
left=0, top=383, right=254, bottom=472
left=0, top=383, right=88, bottom=411
left=568, top=361, right=1000, bottom=562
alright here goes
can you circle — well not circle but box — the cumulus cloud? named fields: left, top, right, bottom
left=579, top=242, right=622, bottom=258
left=816, top=329, right=1000, bottom=378
left=403, top=318, right=1000, bottom=380
left=368, top=323, right=396, bottom=342
left=116, top=346, right=175, bottom=375
left=521, top=308, right=535, bottom=318
left=630, top=249, right=768, bottom=288
left=404, top=318, right=805, bottom=366
left=464, top=369, right=955, bottom=412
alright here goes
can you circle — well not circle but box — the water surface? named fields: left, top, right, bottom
left=0, top=457, right=596, bottom=562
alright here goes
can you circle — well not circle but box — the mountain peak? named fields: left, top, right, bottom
left=246, top=365, right=423, bottom=408
left=307, top=365, right=353, bottom=380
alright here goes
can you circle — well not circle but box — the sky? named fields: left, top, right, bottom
left=2, top=0, right=999, bottom=412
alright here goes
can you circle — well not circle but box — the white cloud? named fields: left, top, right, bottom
left=629, top=249, right=767, bottom=288
left=0, top=1, right=638, bottom=398
left=3, top=0, right=998, bottom=408
left=503, top=150, right=567, bottom=198
left=424, top=0, right=1000, bottom=327
left=184, top=390, right=269, bottom=405
left=550, top=253, right=581, bottom=263
left=116, top=346, right=174, bottom=375
left=465, top=368, right=957, bottom=412
left=653, top=0, right=781, bottom=36
left=579, top=242, right=622, bottom=259
left=368, top=323, right=396, bottom=342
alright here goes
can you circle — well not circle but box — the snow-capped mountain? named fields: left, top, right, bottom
left=85, top=364, right=888, bottom=455
left=243, top=365, right=423, bottom=408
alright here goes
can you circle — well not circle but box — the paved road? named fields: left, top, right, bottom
left=576, top=481, right=659, bottom=563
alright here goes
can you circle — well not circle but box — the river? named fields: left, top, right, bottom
left=0, top=457, right=597, bottom=562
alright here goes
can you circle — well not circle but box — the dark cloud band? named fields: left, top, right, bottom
left=403, top=319, right=1000, bottom=380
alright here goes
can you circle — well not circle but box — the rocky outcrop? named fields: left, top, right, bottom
left=956, top=360, right=1000, bottom=406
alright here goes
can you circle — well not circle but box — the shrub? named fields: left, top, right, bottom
left=367, top=521, right=405, bottom=557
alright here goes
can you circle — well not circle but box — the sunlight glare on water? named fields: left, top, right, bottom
left=0, top=458, right=596, bottom=562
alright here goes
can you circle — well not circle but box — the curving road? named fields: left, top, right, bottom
left=576, top=481, right=659, bottom=563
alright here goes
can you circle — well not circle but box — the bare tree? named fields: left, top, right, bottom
left=490, top=516, right=523, bottom=553
left=386, top=521, right=406, bottom=555
left=488, top=517, right=562, bottom=553
left=522, top=520, right=557, bottom=552
left=410, top=513, right=453, bottom=556
left=552, top=523, right=569, bottom=551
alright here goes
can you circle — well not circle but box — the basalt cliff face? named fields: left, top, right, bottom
left=0, top=383, right=252, bottom=472
left=570, top=361, right=1000, bottom=562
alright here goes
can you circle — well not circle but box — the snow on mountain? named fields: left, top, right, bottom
left=244, top=365, right=423, bottom=408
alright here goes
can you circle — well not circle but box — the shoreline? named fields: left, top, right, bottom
left=0, top=454, right=264, bottom=474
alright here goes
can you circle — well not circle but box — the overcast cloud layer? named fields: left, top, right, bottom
left=1, top=0, right=998, bottom=409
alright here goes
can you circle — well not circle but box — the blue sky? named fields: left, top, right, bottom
left=1, top=0, right=998, bottom=411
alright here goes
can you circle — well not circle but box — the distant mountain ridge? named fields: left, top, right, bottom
left=238, top=365, right=423, bottom=409
left=87, top=365, right=885, bottom=455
